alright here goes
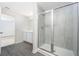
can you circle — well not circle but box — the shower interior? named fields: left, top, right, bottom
left=38, top=11, right=53, bottom=52
left=38, top=3, right=78, bottom=56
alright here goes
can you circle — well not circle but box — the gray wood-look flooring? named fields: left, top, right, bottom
left=0, top=42, right=44, bottom=56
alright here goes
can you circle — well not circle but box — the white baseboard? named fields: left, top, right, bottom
left=24, top=40, right=32, bottom=44
left=37, top=48, right=55, bottom=56
left=15, top=41, right=23, bottom=44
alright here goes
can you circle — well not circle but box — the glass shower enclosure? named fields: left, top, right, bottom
left=38, top=3, right=78, bottom=56
left=38, top=10, right=53, bottom=52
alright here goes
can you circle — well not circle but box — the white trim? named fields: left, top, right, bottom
left=0, top=48, right=1, bottom=54
left=32, top=3, right=39, bottom=54
left=32, top=49, right=38, bottom=54
left=37, top=48, right=55, bottom=56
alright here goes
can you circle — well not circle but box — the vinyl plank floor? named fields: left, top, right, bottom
left=0, top=42, right=44, bottom=56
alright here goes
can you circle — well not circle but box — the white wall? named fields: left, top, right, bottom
left=14, top=14, right=33, bottom=43
left=2, top=8, right=33, bottom=43
left=15, top=15, right=26, bottom=43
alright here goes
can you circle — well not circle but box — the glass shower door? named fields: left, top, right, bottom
left=38, top=11, right=53, bottom=52
left=53, top=3, right=78, bottom=56
left=38, top=3, right=78, bottom=56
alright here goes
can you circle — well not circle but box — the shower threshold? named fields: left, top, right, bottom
left=39, top=44, right=74, bottom=56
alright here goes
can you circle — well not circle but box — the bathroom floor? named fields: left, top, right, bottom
left=0, top=42, right=44, bottom=56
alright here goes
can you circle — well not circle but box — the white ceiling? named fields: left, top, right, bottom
left=38, top=2, right=75, bottom=10
left=0, top=2, right=34, bottom=16
left=0, top=2, right=76, bottom=16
